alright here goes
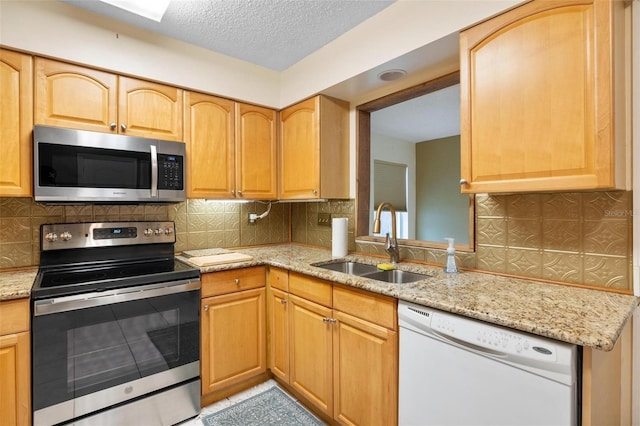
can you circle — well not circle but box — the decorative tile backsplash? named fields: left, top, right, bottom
left=0, top=191, right=633, bottom=292
left=0, top=198, right=288, bottom=269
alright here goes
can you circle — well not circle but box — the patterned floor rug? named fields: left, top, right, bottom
left=201, top=386, right=325, bottom=426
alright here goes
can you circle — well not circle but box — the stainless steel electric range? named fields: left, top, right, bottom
left=31, top=221, right=201, bottom=426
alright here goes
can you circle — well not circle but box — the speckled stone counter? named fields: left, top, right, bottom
left=179, top=244, right=639, bottom=351
left=0, top=269, right=37, bottom=301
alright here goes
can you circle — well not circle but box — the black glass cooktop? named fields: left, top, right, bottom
left=33, top=259, right=199, bottom=299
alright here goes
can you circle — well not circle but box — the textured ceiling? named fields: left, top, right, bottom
left=61, top=0, right=395, bottom=71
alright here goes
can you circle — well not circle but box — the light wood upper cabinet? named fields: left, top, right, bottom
left=0, top=49, right=32, bottom=197
left=235, top=103, right=277, bottom=199
left=35, top=58, right=183, bottom=140
left=459, top=0, right=628, bottom=193
left=184, top=92, right=235, bottom=198
left=279, top=95, right=349, bottom=200
left=35, top=58, right=117, bottom=133
left=118, top=76, right=183, bottom=141
left=185, top=92, right=276, bottom=199
left=0, top=298, right=31, bottom=426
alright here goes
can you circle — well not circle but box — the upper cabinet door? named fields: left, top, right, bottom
left=184, top=91, right=235, bottom=199
left=280, top=97, right=320, bottom=199
left=236, top=103, right=277, bottom=200
left=460, top=0, right=628, bottom=193
left=118, top=76, right=183, bottom=141
left=35, top=57, right=117, bottom=133
left=0, top=49, right=32, bottom=197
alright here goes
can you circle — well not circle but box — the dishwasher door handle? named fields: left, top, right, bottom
left=431, top=329, right=508, bottom=358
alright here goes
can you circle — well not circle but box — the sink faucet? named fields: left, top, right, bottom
left=373, top=201, right=400, bottom=264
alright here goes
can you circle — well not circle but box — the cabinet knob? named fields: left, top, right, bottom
left=280, top=299, right=287, bottom=305
left=237, top=190, right=243, bottom=196
left=312, top=189, right=318, bottom=195
left=235, top=278, right=240, bottom=285
left=109, top=122, right=117, bottom=130
left=121, top=124, right=127, bottom=132
left=460, top=178, right=468, bottom=185
left=204, top=305, right=209, bottom=312
left=231, top=190, right=235, bottom=196
left=329, top=318, right=337, bottom=324
left=322, top=317, right=330, bottom=323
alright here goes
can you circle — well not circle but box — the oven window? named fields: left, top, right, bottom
left=38, top=143, right=151, bottom=188
left=32, top=290, right=199, bottom=411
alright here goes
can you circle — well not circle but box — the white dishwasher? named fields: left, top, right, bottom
left=398, top=301, right=579, bottom=426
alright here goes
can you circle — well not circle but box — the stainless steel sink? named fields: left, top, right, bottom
left=313, top=261, right=380, bottom=276
left=361, top=269, right=428, bottom=284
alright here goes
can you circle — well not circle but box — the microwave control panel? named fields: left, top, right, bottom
left=158, top=154, right=184, bottom=190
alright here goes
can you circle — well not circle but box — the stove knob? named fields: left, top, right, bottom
left=155, top=228, right=163, bottom=236
left=45, top=232, right=58, bottom=242
left=164, top=228, right=173, bottom=235
left=144, top=228, right=153, bottom=237
left=60, top=231, right=72, bottom=241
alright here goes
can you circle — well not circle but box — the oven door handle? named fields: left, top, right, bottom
left=33, top=279, right=200, bottom=316
left=150, top=144, right=158, bottom=198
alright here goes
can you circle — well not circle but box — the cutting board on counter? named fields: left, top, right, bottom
left=187, top=252, right=254, bottom=267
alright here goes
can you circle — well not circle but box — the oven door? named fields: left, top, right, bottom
left=32, top=280, right=200, bottom=426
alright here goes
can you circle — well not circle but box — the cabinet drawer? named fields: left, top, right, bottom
left=289, top=272, right=332, bottom=307
left=333, top=285, right=397, bottom=331
left=201, top=266, right=265, bottom=297
left=0, top=298, right=30, bottom=335
left=268, top=267, right=289, bottom=292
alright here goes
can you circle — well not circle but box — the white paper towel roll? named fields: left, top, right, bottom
left=332, top=217, right=348, bottom=258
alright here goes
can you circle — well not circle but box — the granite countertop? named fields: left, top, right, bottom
left=179, top=244, right=640, bottom=351
left=0, top=268, right=38, bottom=301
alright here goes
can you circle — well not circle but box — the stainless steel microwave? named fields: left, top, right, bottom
left=34, top=125, right=186, bottom=204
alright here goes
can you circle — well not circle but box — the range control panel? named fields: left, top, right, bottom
left=41, top=221, right=175, bottom=251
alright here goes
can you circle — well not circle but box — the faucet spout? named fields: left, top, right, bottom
left=373, top=202, right=400, bottom=264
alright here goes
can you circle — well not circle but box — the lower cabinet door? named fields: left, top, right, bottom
left=0, top=332, right=30, bottom=426
left=268, top=287, right=289, bottom=382
left=289, top=294, right=333, bottom=417
left=333, top=311, right=398, bottom=426
left=201, top=288, right=266, bottom=394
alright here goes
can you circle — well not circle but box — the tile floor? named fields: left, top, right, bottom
left=179, top=379, right=317, bottom=426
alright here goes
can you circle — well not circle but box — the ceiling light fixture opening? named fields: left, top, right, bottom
left=377, top=69, right=407, bottom=82
left=98, top=0, right=170, bottom=22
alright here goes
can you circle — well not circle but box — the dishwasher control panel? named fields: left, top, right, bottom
left=429, top=311, right=558, bottom=362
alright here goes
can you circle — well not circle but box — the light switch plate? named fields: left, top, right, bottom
left=318, top=213, right=332, bottom=227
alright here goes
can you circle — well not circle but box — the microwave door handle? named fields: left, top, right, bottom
left=150, top=145, right=158, bottom=198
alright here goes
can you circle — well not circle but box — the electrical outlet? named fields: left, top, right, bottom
left=317, top=213, right=332, bottom=227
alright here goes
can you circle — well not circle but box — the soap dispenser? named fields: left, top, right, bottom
left=444, top=238, right=458, bottom=274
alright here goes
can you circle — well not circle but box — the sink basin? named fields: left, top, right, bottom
left=313, top=261, right=380, bottom=276
left=361, top=269, right=428, bottom=284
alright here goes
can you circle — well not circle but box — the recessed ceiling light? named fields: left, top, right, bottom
left=98, top=0, right=171, bottom=22
left=377, top=69, right=407, bottom=82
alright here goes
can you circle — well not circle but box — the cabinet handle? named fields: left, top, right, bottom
left=235, top=278, right=240, bottom=285
left=231, top=190, right=235, bottom=196
left=237, top=190, right=243, bottom=196
left=312, top=189, right=318, bottom=195
left=329, top=318, right=337, bottom=324
left=121, top=124, right=127, bottom=132
left=322, top=317, right=330, bottom=323
left=204, top=305, right=209, bottom=312
left=109, top=122, right=117, bottom=130
left=280, top=299, right=287, bottom=305
left=460, top=178, right=468, bottom=185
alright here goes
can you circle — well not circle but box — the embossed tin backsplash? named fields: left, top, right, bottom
left=0, top=191, right=633, bottom=291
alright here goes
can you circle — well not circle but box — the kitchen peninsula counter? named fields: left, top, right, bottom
left=179, top=244, right=639, bottom=351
